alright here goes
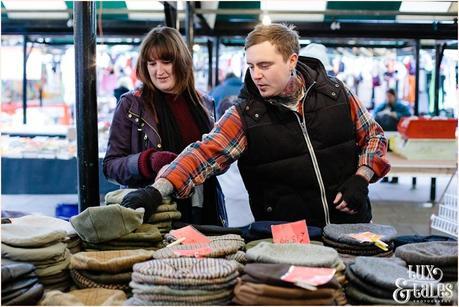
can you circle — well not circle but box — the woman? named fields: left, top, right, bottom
left=103, top=26, right=225, bottom=226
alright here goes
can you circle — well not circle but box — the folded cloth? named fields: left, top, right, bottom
left=3, top=282, right=44, bottom=306
left=133, top=257, right=239, bottom=281
left=323, top=223, right=397, bottom=246
left=345, top=266, right=393, bottom=299
left=147, top=211, right=182, bottom=223
left=69, top=269, right=130, bottom=291
left=350, top=256, right=438, bottom=292
left=77, top=270, right=131, bottom=284
left=1, top=224, right=66, bottom=248
left=1, top=259, right=36, bottom=283
left=2, top=276, right=39, bottom=295
left=39, top=288, right=127, bottom=306
left=131, top=271, right=239, bottom=289
left=171, top=221, right=243, bottom=236
left=153, top=234, right=245, bottom=259
left=395, top=241, right=458, bottom=267
left=2, top=242, right=67, bottom=262
left=246, top=242, right=341, bottom=268
left=70, top=204, right=144, bottom=244
left=70, top=249, right=154, bottom=273
left=10, top=215, right=76, bottom=236
left=125, top=296, right=232, bottom=306
left=393, top=235, right=457, bottom=249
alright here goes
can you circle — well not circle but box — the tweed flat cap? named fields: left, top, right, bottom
left=133, top=257, right=239, bottom=279
left=323, top=223, right=397, bottom=246
left=1, top=224, right=66, bottom=247
left=10, top=214, right=76, bottom=236
left=70, top=249, right=154, bottom=273
left=2, top=242, right=67, bottom=262
left=395, top=241, right=458, bottom=266
left=153, top=234, right=245, bottom=259
left=70, top=204, right=144, bottom=243
left=69, top=269, right=130, bottom=292
left=39, top=288, right=127, bottom=306
left=246, top=242, right=341, bottom=268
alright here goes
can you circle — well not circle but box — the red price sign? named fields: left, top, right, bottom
left=271, top=220, right=310, bottom=244
left=281, top=266, right=336, bottom=286
left=170, top=226, right=211, bottom=245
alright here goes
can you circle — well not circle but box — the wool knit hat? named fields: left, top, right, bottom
left=70, top=249, right=154, bottom=273
left=39, top=288, right=127, bottom=306
left=323, top=223, right=397, bottom=245
left=153, top=234, right=245, bottom=259
left=1, top=224, right=67, bottom=248
left=70, top=204, right=144, bottom=243
left=246, top=242, right=341, bottom=268
left=395, top=241, right=458, bottom=266
left=133, top=257, right=239, bottom=280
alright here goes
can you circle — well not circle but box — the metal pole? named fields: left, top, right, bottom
left=163, top=2, right=178, bottom=30
left=73, top=1, right=100, bottom=212
left=185, top=1, right=194, bottom=54
left=433, top=43, right=446, bottom=116
left=414, top=39, right=420, bottom=116
left=22, top=35, right=28, bottom=124
left=215, top=36, right=220, bottom=86
left=207, top=39, right=213, bottom=90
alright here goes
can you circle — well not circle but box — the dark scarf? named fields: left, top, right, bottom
left=149, top=90, right=211, bottom=154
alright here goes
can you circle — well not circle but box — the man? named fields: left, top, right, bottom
left=373, top=88, right=412, bottom=131
left=122, top=24, right=390, bottom=228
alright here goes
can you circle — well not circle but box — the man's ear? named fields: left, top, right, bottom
left=289, top=53, right=299, bottom=70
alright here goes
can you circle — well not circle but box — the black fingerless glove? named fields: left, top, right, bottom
left=338, top=175, right=369, bottom=211
left=120, top=186, right=162, bottom=222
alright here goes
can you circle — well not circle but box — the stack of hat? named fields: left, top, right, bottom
left=70, top=204, right=164, bottom=251
left=240, top=221, right=323, bottom=242
left=9, top=215, right=82, bottom=254
left=2, top=259, right=44, bottom=305
left=234, top=263, right=346, bottom=305
left=69, top=249, right=154, bottom=292
left=105, top=190, right=181, bottom=235
left=155, top=234, right=246, bottom=264
left=39, top=288, right=127, bottom=306
left=246, top=242, right=347, bottom=286
left=1, top=223, right=72, bottom=291
left=395, top=241, right=458, bottom=282
left=345, top=256, right=441, bottom=305
left=126, top=257, right=239, bottom=305
left=322, top=223, right=397, bottom=261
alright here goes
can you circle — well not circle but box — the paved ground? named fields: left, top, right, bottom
left=2, top=175, right=457, bottom=237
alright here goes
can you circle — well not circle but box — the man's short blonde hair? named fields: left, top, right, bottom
left=245, top=23, right=300, bottom=61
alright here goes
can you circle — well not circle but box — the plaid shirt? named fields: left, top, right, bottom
left=161, top=90, right=390, bottom=198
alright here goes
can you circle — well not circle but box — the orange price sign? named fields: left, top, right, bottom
left=271, top=220, right=310, bottom=244
left=170, top=226, right=211, bottom=245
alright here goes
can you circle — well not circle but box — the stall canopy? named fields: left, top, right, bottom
left=1, top=1, right=457, bottom=39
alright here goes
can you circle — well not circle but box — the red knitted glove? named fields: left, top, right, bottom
left=150, top=151, right=177, bottom=174
left=138, top=148, right=156, bottom=179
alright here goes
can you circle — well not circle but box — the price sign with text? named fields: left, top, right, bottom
left=170, top=226, right=211, bottom=245
left=271, top=220, right=310, bottom=244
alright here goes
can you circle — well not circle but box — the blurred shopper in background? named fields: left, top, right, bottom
left=103, top=26, right=225, bottom=226
left=210, top=72, right=243, bottom=118
left=373, top=88, right=412, bottom=131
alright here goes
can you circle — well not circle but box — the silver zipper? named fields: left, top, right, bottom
left=294, top=81, right=331, bottom=225
left=128, top=111, right=162, bottom=145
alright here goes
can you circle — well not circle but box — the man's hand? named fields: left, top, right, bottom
left=334, top=175, right=369, bottom=214
left=121, top=186, right=162, bottom=222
